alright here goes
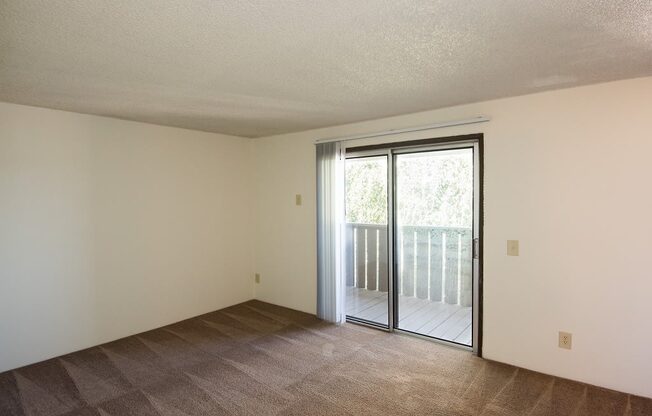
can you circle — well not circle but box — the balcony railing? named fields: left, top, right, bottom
left=345, top=223, right=473, bottom=307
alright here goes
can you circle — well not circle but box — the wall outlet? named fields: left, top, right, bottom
left=507, top=240, right=519, bottom=256
left=295, top=194, right=302, bottom=206
left=559, top=331, right=572, bottom=350
left=255, top=273, right=261, bottom=284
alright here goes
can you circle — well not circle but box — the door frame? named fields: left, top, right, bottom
left=345, top=133, right=484, bottom=357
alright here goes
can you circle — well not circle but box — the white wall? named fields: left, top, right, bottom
left=253, top=77, right=652, bottom=398
left=0, top=102, right=254, bottom=372
left=2, top=77, right=651, bottom=397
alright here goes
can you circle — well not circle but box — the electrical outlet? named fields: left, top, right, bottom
left=507, top=240, right=519, bottom=256
left=255, top=273, right=261, bottom=284
left=559, top=331, right=572, bottom=350
left=295, top=194, right=302, bottom=206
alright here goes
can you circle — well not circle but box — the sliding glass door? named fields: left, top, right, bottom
left=394, top=147, right=475, bottom=346
left=344, top=155, right=389, bottom=327
left=344, top=136, right=481, bottom=350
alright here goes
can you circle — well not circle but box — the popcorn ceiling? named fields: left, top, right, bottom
left=1, top=0, right=650, bottom=137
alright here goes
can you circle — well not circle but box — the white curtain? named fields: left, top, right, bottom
left=316, top=141, right=346, bottom=323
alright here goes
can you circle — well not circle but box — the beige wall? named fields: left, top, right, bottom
left=0, top=102, right=254, bottom=372
left=253, top=77, right=652, bottom=398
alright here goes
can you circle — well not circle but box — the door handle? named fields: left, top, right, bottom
left=472, top=238, right=479, bottom=259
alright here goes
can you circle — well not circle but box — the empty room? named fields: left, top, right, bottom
left=1, top=1, right=651, bottom=415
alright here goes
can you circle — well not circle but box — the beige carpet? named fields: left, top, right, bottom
left=0, top=300, right=650, bottom=415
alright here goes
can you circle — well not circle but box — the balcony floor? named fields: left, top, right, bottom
left=346, top=286, right=472, bottom=346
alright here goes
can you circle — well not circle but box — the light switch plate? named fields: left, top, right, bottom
left=507, top=240, right=519, bottom=256
left=295, top=194, right=302, bottom=206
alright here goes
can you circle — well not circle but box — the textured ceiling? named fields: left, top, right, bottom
left=1, top=1, right=651, bottom=137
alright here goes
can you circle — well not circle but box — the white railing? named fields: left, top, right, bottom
left=345, top=223, right=472, bottom=307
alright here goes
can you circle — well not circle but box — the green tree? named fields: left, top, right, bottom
left=345, top=157, right=387, bottom=224
left=345, top=150, right=472, bottom=228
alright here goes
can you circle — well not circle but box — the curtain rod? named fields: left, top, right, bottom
left=314, top=116, right=490, bottom=144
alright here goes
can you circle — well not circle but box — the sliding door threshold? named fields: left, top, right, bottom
left=345, top=316, right=390, bottom=332
left=346, top=318, right=476, bottom=354
left=394, top=328, right=474, bottom=352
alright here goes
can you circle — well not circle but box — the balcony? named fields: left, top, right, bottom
left=345, top=223, right=473, bottom=345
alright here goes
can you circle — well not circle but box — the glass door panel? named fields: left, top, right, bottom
left=395, top=148, right=474, bottom=345
left=344, top=155, right=389, bottom=327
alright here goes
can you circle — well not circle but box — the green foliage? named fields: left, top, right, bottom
left=345, top=157, right=388, bottom=224
left=345, top=150, right=473, bottom=227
